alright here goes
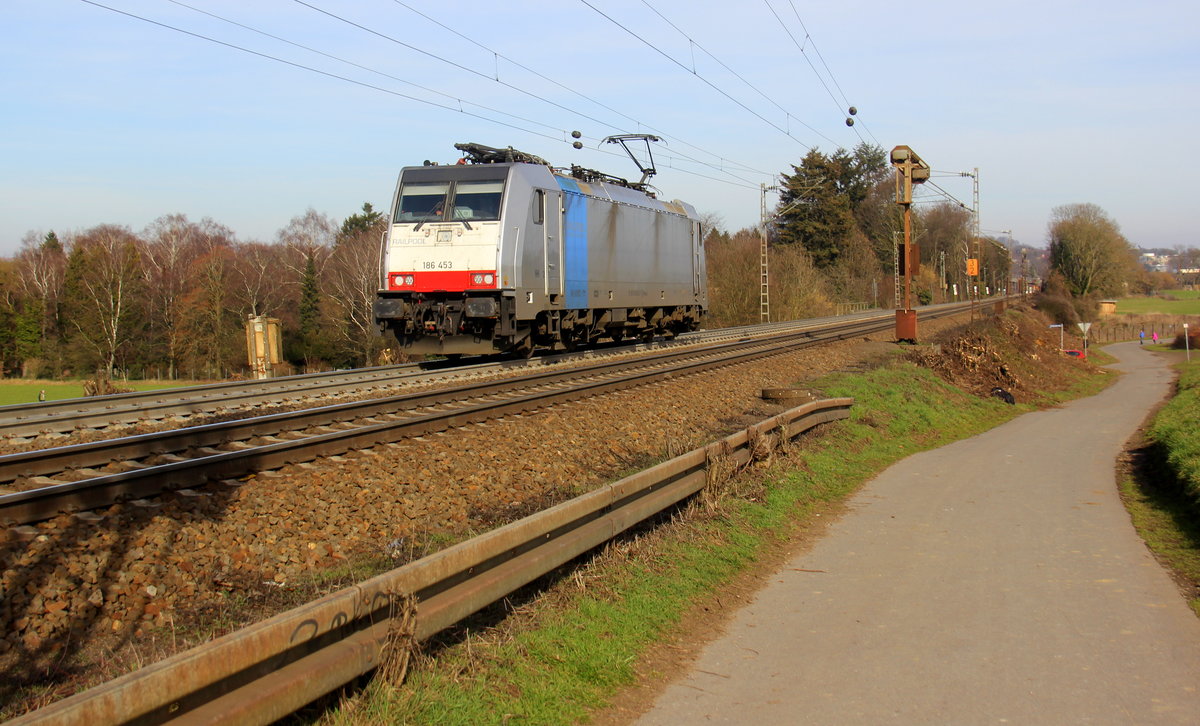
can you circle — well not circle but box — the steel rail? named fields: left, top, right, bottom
left=0, top=362, right=460, bottom=439
left=0, top=300, right=996, bottom=528
left=0, top=300, right=979, bottom=438
left=9, top=397, right=852, bottom=726
left=0, top=319, right=838, bottom=487
left=0, top=312, right=889, bottom=527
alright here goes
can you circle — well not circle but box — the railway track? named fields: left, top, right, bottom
left=0, top=304, right=957, bottom=440
left=6, top=298, right=1014, bottom=725
left=0, top=301, right=992, bottom=531
left=12, top=397, right=855, bottom=726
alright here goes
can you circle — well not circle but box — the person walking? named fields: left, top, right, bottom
left=1152, top=331, right=1159, bottom=345
left=1139, top=329, right=1145, bottom=345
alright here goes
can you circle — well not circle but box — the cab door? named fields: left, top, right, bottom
left=543, top=189, right=563, bottom=300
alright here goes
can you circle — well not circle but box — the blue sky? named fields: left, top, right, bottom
left=2, top=0, right=1197, bottom=255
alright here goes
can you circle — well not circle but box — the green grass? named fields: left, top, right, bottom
left=0, top=380, right=203, bottom=407
left=1119, top=358, right=1200, bottom=616
left=323, top=361, right=1081, bottom=725
left=1119, top=475, right=1200, bottom=617
left=1147, top=360, right=1200, bottom=501
left=1116, top=291, right=1200, bottom=315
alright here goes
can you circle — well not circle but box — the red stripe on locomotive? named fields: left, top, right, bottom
left=387, top=270, right=498, bottom=292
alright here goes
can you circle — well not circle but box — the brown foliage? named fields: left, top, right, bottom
left=705, top=229, right=832, bottom=328
left=909, top=306, right=1090, bottom=401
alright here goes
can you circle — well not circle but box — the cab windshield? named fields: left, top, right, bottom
left=394, top=178, right=505, bottom=224
left=452, top=181, right=504, bottom=220
left=395, top=182, right=450, bottom=223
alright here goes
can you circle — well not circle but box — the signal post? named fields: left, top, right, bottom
left=890, top=146, right=929, bottom=342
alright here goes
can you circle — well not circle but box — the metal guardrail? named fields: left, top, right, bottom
left=13, top=397, right=852, bottom=725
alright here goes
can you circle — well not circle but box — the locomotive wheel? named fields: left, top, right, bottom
left=514, top=338, right=536, bottom=359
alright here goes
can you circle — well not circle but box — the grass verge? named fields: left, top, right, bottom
left=1120, top=357, right=1200, bottom=616
left=1117, top=291, right=1200, bottom=315
left=318, top=357, right=1104, bottom=725
left=0, top=380, right=204, bottom=406
left=1147, top=359, right=1200, bottom=501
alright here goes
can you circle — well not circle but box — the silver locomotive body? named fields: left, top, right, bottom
left=373, top=157, right=706, bottom=356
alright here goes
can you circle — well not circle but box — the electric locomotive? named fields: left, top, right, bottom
left=372, top=141, right=707, bottom=356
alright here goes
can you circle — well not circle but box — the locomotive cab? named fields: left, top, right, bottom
left=373, top=144, right=707, bottom=357
left=374, top=162, right=533, bottom=356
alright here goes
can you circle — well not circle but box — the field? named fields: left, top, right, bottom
left=0, top=380, right=203, bottom=407
left=1118, top=290, right=1200, bottom=315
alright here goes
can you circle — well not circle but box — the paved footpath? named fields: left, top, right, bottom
left=635, top=343, right=1200, bottom=725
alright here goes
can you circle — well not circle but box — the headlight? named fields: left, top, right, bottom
left=472, top=273, right=484, bottom=284
left=484, top=274, right=494, bottom=284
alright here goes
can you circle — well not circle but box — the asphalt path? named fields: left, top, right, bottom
left=635, top=342, right=1200, bottom=724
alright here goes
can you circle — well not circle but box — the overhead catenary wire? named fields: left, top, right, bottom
left=761, top=0, right=869, bottom=147
left=164, top=0, right=759, bottom=186
left=389, top=0, right=774, bottom=180
left=76, top=0, right=761, bottom=191
left=294, top=0, right=765, bottom=187
left=291, top=0, right=622, bottom=134
left=915, top=180, right=973, bottom=210
left=637, top=0, right=836, bottom=146
left=77, top=0, right=569, bottom=143
left=577, top=0, right=815, bottom=151
left=784, top=0, right=852, bottom=109
left=766, top=0, right=882, bottom=148
left=163, top=0, right=564, bottom=138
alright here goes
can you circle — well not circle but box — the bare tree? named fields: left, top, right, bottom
left=61, top=225, right=145, bottom=374
left=179, top=245, right=241, bottom=379
left=276, top=207, right=336, bottom=278
left=13, top=231, right=67, bottom=362
left=917, top=203, right=973, bottom=300
left=1048, top=203, right=1137, bottom=297
left=324, top=222, right=387, bottom=365
left=142, top=215, right=234, bottom=378
left=228, top=241, right=291, bottom=319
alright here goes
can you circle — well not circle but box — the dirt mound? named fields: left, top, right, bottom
left=908, top=304, right=1094, bottom=404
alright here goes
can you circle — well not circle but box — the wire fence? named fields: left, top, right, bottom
left=1089, top=316, right=1199, bottom=344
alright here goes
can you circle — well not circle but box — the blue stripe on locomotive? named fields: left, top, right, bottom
left=556, top=177, right=589, bottom=308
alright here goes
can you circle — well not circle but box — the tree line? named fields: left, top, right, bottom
left=705, top=144, right=1195, bottom=329
left=0, top=204, right=388, bottom=380
left=704, top=142, right=1018, bottom=327
left=2, top=149, right=1187, bottom=381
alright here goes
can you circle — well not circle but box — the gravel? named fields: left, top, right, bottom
left=0, top=313, right=969, bottom=711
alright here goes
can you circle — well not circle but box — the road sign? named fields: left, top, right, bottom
left=1077, top=322, right=1091, bottom=336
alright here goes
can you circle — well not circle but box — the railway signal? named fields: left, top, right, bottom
left=890, top=146, right=930, bottom=341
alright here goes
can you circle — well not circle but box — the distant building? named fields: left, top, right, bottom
left=1140, top=252, right=1172, bottom=272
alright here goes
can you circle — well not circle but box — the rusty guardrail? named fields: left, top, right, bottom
left=15, top=397, right=852, bottom=725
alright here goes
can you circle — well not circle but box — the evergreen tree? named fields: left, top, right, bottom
left=14, top=299, right=44, bottom=366
left=41, top=231, right=62, bottom=253
left=337, top=202, right=384, bottom=243
left=775, top=149, right=855, bottom=268
left=297, top=253, right=327, bottom=364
